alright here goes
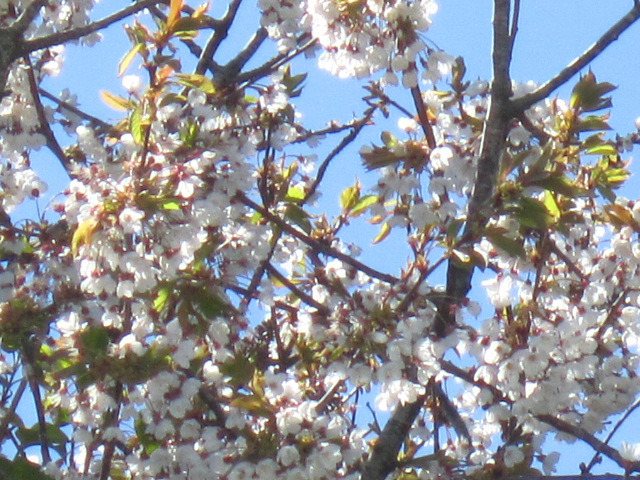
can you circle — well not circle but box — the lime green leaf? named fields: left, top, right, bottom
left=118, top=42, right=144, bottom=77
left=373, top=221, right=391, bottom=244
left=130, top=105, right=144, bottom=144
left=585, top=143, right=617, bottom=155
left=542, top=190, right=561, bottom=219
left=71, top=217, right=101, bottom=256
left=100, top=90, right=131, bottom=111
left=153, top=286, right=171, bottom=313
left=175, top=73, right=216, bottom=95
left=285, top=186, right=305, bottom=202
left=340, top=185, right=360, bottom=211
left=162, top=201, right=181, bottom=210
left=351, top=195, right=378, bottom=217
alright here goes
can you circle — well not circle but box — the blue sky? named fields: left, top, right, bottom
left=31, top=0, right=640, bottom=475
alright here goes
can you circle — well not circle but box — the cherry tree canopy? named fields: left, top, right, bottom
left=1, top=1, right=640, bottom=479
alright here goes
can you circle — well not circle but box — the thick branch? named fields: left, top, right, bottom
left=362, top=397, right=425, bottom=480
left=439, top=0, right=513, bottom=335
left=511, top=3, right=640, bottom=114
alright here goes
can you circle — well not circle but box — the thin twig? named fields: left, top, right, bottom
left=306, top=105, right=376, bottom=202
left=265, top=263, right=331, bottom=315
left=24, top=56, right=72, bottom=174
left=536, top=414, right=640, bottom=473
left=24, top=0, right=164, bottom=53
left=39, top=88, right=116, bottom=133
left=236, top=192, right=399, bottom=284
left=584, top=397, right=640, bottom=473
left=508, top=0, right=521, bottom=60
left=410, top=85, right=436, bottom=149
left=510, top=3, right=640, bottom=114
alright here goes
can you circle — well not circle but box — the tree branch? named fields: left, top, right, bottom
left=362, top=396, right=426, bottom=480
left=510, top=3, right=640, bottom=114
left=536, top=414, right=640, bottom=473
left=195, top=0, right=244, bottom=75
left=25, top=56, right=72, bottom=174
left=23, top=0, right=164, bottom=53
left=236, top=193, right=399, bottom=284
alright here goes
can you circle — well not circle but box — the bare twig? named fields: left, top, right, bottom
left=508, top=0, right=521, bottom=59
left=584, top=398, right=640, bottom=473
left=510, top=3, right=640, bottom=114
left=39, top=88, right=116, bottom=133
left=195, top=0, right=245, bottom=75
left=410, top=85, right=436, bottom=149
left=264, top=263, right=331, bottom=315
left=24, top=56, right=72, bottom=174
left=306, top=105, right=376, bottom=202
left=536, top=414, right=640, bottom=473
left=236, top=35, right=316, bottom=86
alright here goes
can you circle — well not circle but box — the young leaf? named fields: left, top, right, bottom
left=373, top=221, right=391, bottom=244
left=340, top=185, right=360, bottom=211
left=118, top=42, right=144, bottom=77
left=71, top=217, right=101, bottom=256
left=100, top=90, right=131, bottom=111
left=351, top=195, right=378, bottom=217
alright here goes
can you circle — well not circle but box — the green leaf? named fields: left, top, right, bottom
left=585, top=143, right=617, bottom=155
left=221, top=355, right=255, bottom=386
left=175, top=73, right=216, bottom=95
left=81, top=327, right=110, bottom=356
left=162, top=200, right=181, bottom=210
left=373, top=221, right=391, bottom=244
left=515, top=197, right=553, bottom=230
left=173, top=17, right=207, bottom=36
left=118, top=42, right=144, bottom=77
left=573, top=115, right=611, bottom=133
left=570, top=71, right=616, bottom=112
left=130, top=105, right=144, bottom=144
left=285, top=204, right=311, bottom=233
left=340, top=185, right=360, bottom=211
left=285, top=186, right=305, bottom=203
left=351, top=195, right=378, bottom=217
left=194, top=290, right=229, bottom=319
left=0, top=456, right=55, bottom=480
left=153, top=286, right=171, bottom=313
left=485, top=230, right=526, bottom=258
left=231, top=394, right=273, bottom=417
left=530, top=174, right=586, bottom=197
